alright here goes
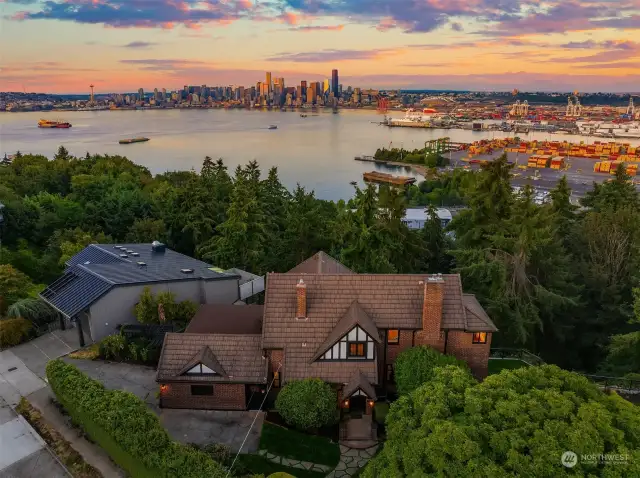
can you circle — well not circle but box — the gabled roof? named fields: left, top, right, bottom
left=463, top=294, right=498, bottom=332
left=287, top=251, right=353, bottom=275
left=343, top=370, right=377, bottom=399
left=40, top=266, right=113, bottom=318
left=66, top=243, right=238, bottom=285
left=310, top=301, right=381, bottom=363
left=178, top=346, right=227, bottom=377
left=157, top=333, right=267, bottom=384
left=40, top=243, right=240, bottom=318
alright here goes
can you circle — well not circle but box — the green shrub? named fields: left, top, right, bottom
left=373, top=402, right=389, bottom=426
left=275, top=379, right=336, bottom=431
left=46, top=359, right=225, bottom=478
left=394, top=345, right=469, bottom=395
left=98, top=334, right=159, bottom=365
left=99, top=334, right=127, bottom=360
left=203, top=443, right=232, bottom=465
left=0, top=317, right=32, bottom=348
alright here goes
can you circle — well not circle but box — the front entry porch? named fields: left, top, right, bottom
left=339, top=370, right=378, bottom=449
left=339, top=414, right=377, bottom=449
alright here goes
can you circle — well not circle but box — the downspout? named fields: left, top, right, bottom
left=443, top=331, right=449, bottom=354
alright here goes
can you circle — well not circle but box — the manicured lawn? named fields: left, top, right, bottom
left=259, top=422, right=341, bottom=468
left=488, top=358, right=529, bottom=375
left=235, top=454, right=325, bottom=478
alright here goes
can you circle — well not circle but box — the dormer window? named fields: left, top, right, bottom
left=185, top=363, right=217, bottom=375
left=319, top=326, right=375, bottom=361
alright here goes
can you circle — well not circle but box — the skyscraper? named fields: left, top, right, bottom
left=138, top=88, right=144, bottom=101
left=323, top=79, right=330, bottom=94
left=331, top=69, right=339, bottom=96
left=266, top=72, right=272, bottom=94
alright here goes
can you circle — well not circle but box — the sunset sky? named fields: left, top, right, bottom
left=1, top=0, right=639, bottom=93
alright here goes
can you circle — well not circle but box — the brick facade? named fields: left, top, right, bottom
left=159, top=382, right=246, bottom=410
left=386, top=330, right=414, bottom=365
left=445, top=330, right=493, bottom=379
left=414, top=280, right=445, bottom=352
left=267, top=349, right=284, bottom=386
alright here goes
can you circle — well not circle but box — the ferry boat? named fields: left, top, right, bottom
left=268, top=125, right=278, bottom=130
left=119, top=137, right=150, bottom=144
left=38, top=119, right=72, bottom=129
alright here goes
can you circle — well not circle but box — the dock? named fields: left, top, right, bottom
left=363, top=171, right=416, bottom=187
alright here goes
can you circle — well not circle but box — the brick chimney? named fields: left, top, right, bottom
left=415, top=275, right=445, bottom=351
left=296, top=279, right=307, bottom=319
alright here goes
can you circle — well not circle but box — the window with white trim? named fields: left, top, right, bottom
left=320, top=326, right=375, bottom=361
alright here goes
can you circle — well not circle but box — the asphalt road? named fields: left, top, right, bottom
left=448, top=150, right=640, bottom=199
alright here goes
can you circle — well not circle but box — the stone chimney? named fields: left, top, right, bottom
left=415, top=275, right=445, bottom=351
left=296, top=279, right=307, bottom=319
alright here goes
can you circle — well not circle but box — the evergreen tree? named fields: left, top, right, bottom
left=54, top=146, right=70, bottom=161
left=420, top=204, right=452, bottom=273
left=199, top=162, right=268, bottom=273
left=450, top=153, right=514, bottom=248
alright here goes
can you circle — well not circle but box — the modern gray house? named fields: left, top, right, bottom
left=40, top=242, right=259, bottom=344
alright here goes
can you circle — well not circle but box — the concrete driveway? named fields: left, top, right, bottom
left=64, top=358, right=264, bottom=452
left=10, top=329, right=79, bottom=380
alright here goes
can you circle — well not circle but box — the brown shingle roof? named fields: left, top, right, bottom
left=186, top=304, right=263, bottom=335
left=343, top=370, right=377, bottom=399
left=285, top=345, right=378, bottom=384
left=157, top=333, right=267, bottom=384
left=177, top=346, right=227, bottom=377
left=463, top=294, right=498, bottom=332
left=287, top=251, right=353, bottom=275
left=262, top=273, right=467, bottom=350
left=309, top=301, right=381, bottom=363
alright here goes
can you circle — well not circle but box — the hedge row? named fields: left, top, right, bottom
left=46, top=359, right=226, bottom=478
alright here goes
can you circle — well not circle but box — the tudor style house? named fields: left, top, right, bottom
left=156, top=252, right=497, bottom=429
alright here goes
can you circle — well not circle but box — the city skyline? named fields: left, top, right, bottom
left=1, top=1, right=640, bottom=93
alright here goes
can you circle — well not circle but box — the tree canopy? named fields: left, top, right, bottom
left=1, top=148, right=638, bottom=375
left=364, top=365, right=640, bottom=478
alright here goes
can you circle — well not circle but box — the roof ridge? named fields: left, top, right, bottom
left=93, top=244, right=131, bottom=264
left=74, top=264, right=116, bottom=285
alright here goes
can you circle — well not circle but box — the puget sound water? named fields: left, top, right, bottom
left=2, top=109, right=638, bottom=200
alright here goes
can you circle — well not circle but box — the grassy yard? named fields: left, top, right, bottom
left=259, top=422, right=341, bottom=468
left=235, top=454, right=325, bottom=478
left=488, top=358, right=529, bottom=375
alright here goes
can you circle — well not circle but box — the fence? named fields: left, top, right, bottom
left=490, top=348, right=640, bottom=393
left=489, top=347, right=545, bottom=366
left=239, top=276, right=265, bottom=300
left=34, top=316, right=73, bottom=337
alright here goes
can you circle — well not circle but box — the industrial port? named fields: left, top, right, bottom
left=358, top=136, right=640, bottom=199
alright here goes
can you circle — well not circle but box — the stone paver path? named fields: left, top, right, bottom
left=326, top=444, right=379, bottom=478
left=258, top=443, right=378, bottom=477
left=257, top=449, right=332, bottom=474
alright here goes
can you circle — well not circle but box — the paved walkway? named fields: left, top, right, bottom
left=0, top=396, right=69, bottom=478
left=326, top=444, right=378, bottom=478
left=257, top=443, right=378, bottom=477
left=27, top=387, right=126, bottom=477
left=257, top=449, right=332, bottom=474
